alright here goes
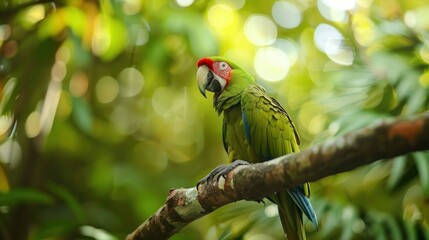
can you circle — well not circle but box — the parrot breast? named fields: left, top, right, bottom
left=223, top=105, right=259, bottom=163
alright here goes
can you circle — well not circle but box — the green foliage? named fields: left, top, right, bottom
left=0, top=188, right=54, bottom=206
left=0, top=0, right=429, bottom=239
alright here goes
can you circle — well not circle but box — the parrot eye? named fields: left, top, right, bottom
left=219, top=62, right=228, bottom=71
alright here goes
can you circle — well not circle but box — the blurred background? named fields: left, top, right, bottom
left=1, top=0, right=429, bottom=239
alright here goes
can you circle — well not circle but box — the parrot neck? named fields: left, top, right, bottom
left=213, top=91, right=241, bottom=115
left=213, top=72, right=255, bottom=114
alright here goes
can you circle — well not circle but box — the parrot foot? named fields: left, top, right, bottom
left=197, top=160, right=250, bottom=189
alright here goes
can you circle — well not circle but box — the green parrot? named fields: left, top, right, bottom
left=196, top=56, right=318, bottom=239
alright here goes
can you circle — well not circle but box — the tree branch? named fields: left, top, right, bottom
left=127, top=114, right=429, bottom=240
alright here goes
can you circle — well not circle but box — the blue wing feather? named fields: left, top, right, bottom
left=288, top=187, right=318, bottom=230
left=242, top=110, right=252, bottom=145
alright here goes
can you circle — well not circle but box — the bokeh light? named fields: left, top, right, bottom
left=40, top=85, right=62, bottom=135
left=321, top=0, right=357, bottom=11
left=91, top=15, right=127, bottom=60
left=3, top=40, right=17, bottom=58
left=314, top=24, right=342, bottom=52
left=215, top=0, right=245, bottom=10
left=152, top=87, right=176, bottom=117
left=273, top=38, right=298, bottom=66
left=0, top=115, right=13, bottom=141
left=404, top=11, right=417, bottom=28
left=69, top=72, right=89, bottom=97
left=110, top=104, right=140, bottom=135
left=80, top=225, right=116, bottom=240
left=51, top=60, right=67, bottom=82
left=56, top=91, right=72, bottom=119
left=325, top=40, right=354, bottom=65
left=272, top=1, right=302, bottom=29
left=352, top=13, right=375, bottom=46
left=118, top=67, right=144, bottom=97
left=122, top=0, right=141, bottom=15
left=56, top=45, right=71, bottom=63
left=92, top=16, right=111, bottom=56
left=96, top=76, right=119, bottom=104
left=0, top=25, right=11, bottom=41
left=26, top=5, right=45, bottom=24
left=298, top=102, right=327, bottom=135
left=419, top=71, right=429, bottom=88
left=244, top=15, right=277, bottom=46
left=314, top=23, right=354, bottom=65
left=25, top=111, right=41, bottom=138
left=176, top=0, right=194, bottom=8
left=207, top=4, right=237, bottom=30
left=0, top=139, right=21, bottom=168
left=402, top=6, right=429, bottom=33
left=317, top=0, right=349, bottom=23
left=264, top=204, right=278, bottom=218
left=419, top=45, right=429, bottom=64
left=38, top=57, right=67, bottom=136
left=254, top=46, right=290, bottom=82
left=129, top=24, right=150, bottom=46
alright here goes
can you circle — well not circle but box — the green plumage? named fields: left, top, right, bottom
left=208, top=57, right=312, bottom=240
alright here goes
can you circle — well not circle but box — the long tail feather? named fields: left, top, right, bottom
left=271, top=192, right=306, bottom=240
left=288, top=187, right=318, bottom=230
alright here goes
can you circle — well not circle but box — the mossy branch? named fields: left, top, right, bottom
left=127, top=114, right=429, bottom=240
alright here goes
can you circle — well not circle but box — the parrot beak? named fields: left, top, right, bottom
left=196, top=65, right=227, bottom=98
left=197, top=65, right=209, bottom=98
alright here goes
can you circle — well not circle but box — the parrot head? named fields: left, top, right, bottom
left=196, top=56, right=254, bottom=113
left=196, top=56, right=233, bottom=98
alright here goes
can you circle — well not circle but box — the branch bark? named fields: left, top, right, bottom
left=127, top=114, right=429, bottom=240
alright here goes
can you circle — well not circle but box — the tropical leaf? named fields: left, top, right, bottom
left=0, top=188, right=54, bottom=206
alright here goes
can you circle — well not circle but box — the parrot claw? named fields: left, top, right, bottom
left=196, top=160, right=250, bottom=189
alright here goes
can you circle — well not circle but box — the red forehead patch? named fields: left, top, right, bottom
left=197, top=58, right=214, bottom=69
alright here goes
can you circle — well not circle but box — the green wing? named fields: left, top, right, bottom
left=241, top=84, right=316, bottom=239
left=240, top=84, right=300, bottom=160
